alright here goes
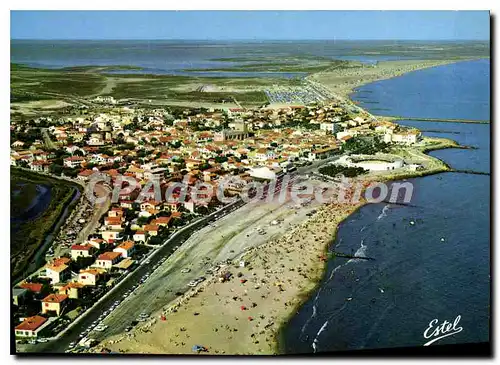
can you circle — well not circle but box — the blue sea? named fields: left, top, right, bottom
left=351, top=59, right=490, bottom=121
left=281, top=59, right=490, bottom=353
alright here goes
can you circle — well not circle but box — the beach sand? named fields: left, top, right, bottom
left=95, top=198, right=364, bottom=355
left=309, top=59, right=459, bottom=99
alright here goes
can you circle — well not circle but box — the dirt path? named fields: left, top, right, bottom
left=94, top=77, right=118, bottom=96
left=75, top=184, right=111, bottom=244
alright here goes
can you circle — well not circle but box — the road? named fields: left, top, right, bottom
left=18, top=159, right=334, bottom=354
left=41, top=128, right=57, bottom=150
left=74, top=184, right=111, bottom=245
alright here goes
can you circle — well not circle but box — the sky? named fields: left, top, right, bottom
left=11, top=11, right=490, bottom=41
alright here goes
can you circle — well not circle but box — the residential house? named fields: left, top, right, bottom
left=41, top=294, right=68, bottom=316
left=12, top=288, right=28, bottom=306
left=29, top=160, right=51, bottom=173
left=86, top=238, right=105, bottom=250
left=14, top=315, right=49, bottom=338
left=151, top=216, right=172, bottom=227
left=63, top=156, right=86, bottom=168
left=144, top=224, right=160, bottom=237
left=101, top=229, right=124, bottom=243
left=308, top=147, right=338, bottom=161
left=70, top=244, right=96, bottom=260
left=140, top=200, right=163, bottom=212
left=19, top=282, right=44, bottom=297
left=78, top=268, right=105, bottom=286
left=45, top=258, right=71, bottom=284
left=11, top=140, right=25, bottom=149
left=58, top=282, right=85, bottom=299
left=387, top=130, right=420, bottom=145
left=104, top=216, right=124, bottom=230
left=108, top=207, right=124, bottom=218
left=133, top=231, right=147, bottom=242
left=95, top=252, right=122, bottom=270
left=113, top=241, right=135, bottom=258
left=77, top=169, right=95, bottom=181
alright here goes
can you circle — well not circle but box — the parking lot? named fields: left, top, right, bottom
left=265, top=83, right=329, bottom=105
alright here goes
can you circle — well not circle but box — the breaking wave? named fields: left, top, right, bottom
left=377, top=204, right=390, bottom=221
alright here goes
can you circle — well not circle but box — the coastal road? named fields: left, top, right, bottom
left=92, top=177, right=325, bottom=349
left=18, top=161, right=333, bottom=354
left=74, top=184, right=111, bottom=245
left=19, top=199, right=245, bottom=354
left=41, top=128, right=57, bottom=150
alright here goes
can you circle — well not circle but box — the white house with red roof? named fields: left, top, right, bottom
left=15, top=315, right=50, bottom=338
left=113, top=241, right=135, bottom=258
left=95, top=252, right=122, bottom=270
left=70, top=244, right=96, bottom=260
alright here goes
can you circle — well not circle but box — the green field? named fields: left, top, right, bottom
left=11, top=63, right=107, bottom=102
left=182, top=59, right=349, bottom=73
left=11, top=63, right=292, bottom=112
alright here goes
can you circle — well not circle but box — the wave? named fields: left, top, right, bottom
left=301, top=262, right=347, bottom=336
left=312, top=320, right=329, bottom=353
left=348, top=239, right=368, bottom=263
left=377, top=204, right=390, bottom=221
left=304, top=238, right=369, bottom=347
left=300, top=289, right=320, bottom=335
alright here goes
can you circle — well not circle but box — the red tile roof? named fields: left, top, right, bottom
left=71, top=245, right=92, bottom=251
left=152, top=216, right=171, bottom=225
left=42, top=293, right=68, bottom=303
left=78, top=169, right=95, bottom=177
left=15, top=315, right=47, bottom=331
left=97, top=251, right=122, bottom=261
left=20, top=283, right=43, bottom=293
left=116, top=240, right=135, bottom=251
left=50, top=257, right=71, bottom=267
left=144, top=224, right=159, bottom=232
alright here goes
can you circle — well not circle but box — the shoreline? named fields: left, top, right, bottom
left=92, top=62, right=465, bottom=355
left=93, top=136, right=458, bottom=354
left=308, top=58, right=476, bottom=101
left=273, top=141, right=459, bottom=354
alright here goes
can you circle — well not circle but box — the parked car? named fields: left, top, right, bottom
left=181, top=268, right=191, bottom=273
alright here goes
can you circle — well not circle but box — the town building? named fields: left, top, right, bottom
left=41, top=294, right=68, bottom=316
left=78, top=268, right=105, bottom=286
left=95, top=252, right=122, bottom=270
left=71, top=244, right=96, bottom=260
left=14, top=315, right=50, bottom=338
left=113, top=241, right=135, bottom=258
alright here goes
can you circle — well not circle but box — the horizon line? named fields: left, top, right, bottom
left=11, top=38, right=490, bottom=42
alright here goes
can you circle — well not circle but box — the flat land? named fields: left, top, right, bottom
left=11, top=64, right=293, bottom=115
left=309, top=59, right=459, bottom=99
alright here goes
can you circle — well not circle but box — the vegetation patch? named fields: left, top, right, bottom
left=10, top=168, right=82, bottom=279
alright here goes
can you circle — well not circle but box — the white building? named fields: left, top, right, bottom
left=248, top=166, right=282, bottom=180
left=320, top=123, right=336, bottom=134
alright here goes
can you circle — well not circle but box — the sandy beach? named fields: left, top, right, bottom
left=86, top=55, right=465, bottom=355
left=308, top=59, right=459, bottom=99
left=92, top=134, right=456, bottom=355
left=95, top=197, right=365, bottom=354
